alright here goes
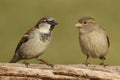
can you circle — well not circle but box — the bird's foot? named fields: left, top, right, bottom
left=83, top=56, right=90, bottom=66
left=100, top=63, right=108, bottom=67
left=22, top=61, right=30, bottom=68
left=82, top=62, right=90, bottom=66
left=39, top=62, right=54, bottom=68
left=47, top=63, right=54, bottom=68
left=38, top=59, right=54, bottom=68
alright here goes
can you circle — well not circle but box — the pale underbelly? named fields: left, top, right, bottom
left=80, top=32, right=108, bottom=58
left=18, top=38, right=50, bottom=59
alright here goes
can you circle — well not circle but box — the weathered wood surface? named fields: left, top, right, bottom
left=0, top=63, right=120, bottom=80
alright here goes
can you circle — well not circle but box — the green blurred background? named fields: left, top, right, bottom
left=0, top=0, right=120, bottom=65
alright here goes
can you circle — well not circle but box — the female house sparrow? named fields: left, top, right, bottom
left=9, top=17, right=58, bottom=67
left=75, top=17, right=110, bottom=66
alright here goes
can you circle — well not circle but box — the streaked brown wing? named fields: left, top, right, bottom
left=15, top=28, right=35, bottom=53
left=107, top=36, right=110, bottom=47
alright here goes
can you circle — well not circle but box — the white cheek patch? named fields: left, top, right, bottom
left=39, top=23, right=51, bottom=33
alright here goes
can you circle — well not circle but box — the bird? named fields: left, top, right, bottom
left=9, top=16, right=58, bottom=67
left=75, top=17, right=110, bottom=66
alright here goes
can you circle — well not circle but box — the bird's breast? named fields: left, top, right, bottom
left=39, top=33, right=51, bottom=42
left=19, top=32, right=52, bottom=59
left=79, top=30, right=108, bottom=58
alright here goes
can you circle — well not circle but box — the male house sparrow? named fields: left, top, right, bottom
left=9, top=17, right=58, bottom=67
left=75, top=17, right=110, bottom=66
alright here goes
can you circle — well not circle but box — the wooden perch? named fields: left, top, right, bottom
left=0, top=63, right=120, bottom=80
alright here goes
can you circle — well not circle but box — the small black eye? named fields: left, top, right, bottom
left=42, top=19, right=47, bottom=23
left=83, top=21, right=87, bottom=24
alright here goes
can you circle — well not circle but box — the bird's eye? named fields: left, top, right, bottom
left=83, top=21, right=87, bottom=24
left=43, top=19, right=47, bottom=22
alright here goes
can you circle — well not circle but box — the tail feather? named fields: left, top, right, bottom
left=9, top=58, right=18, bottom=63
left=9, top=54, right=20, bottom=63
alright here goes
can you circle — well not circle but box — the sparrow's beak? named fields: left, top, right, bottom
left=53, top=20, right=58, bottom=25
left=75, top=23, right=83, bottom=28
left=50, top=21, right=58, bottom=26
left=55, top=22, right=58, bottom=25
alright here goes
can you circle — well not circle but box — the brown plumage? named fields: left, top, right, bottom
left=9, top=17, right=58, bottom=67
left=75, top=17, right=109, bottom=66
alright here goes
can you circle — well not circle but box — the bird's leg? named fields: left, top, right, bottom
left=83, top=56, right=90, bottom=66
left=100, top=58, right=108, bottom=67
left=22, top=60, right=30, bottom=68
left=37, top=58, right=54, bottom=68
